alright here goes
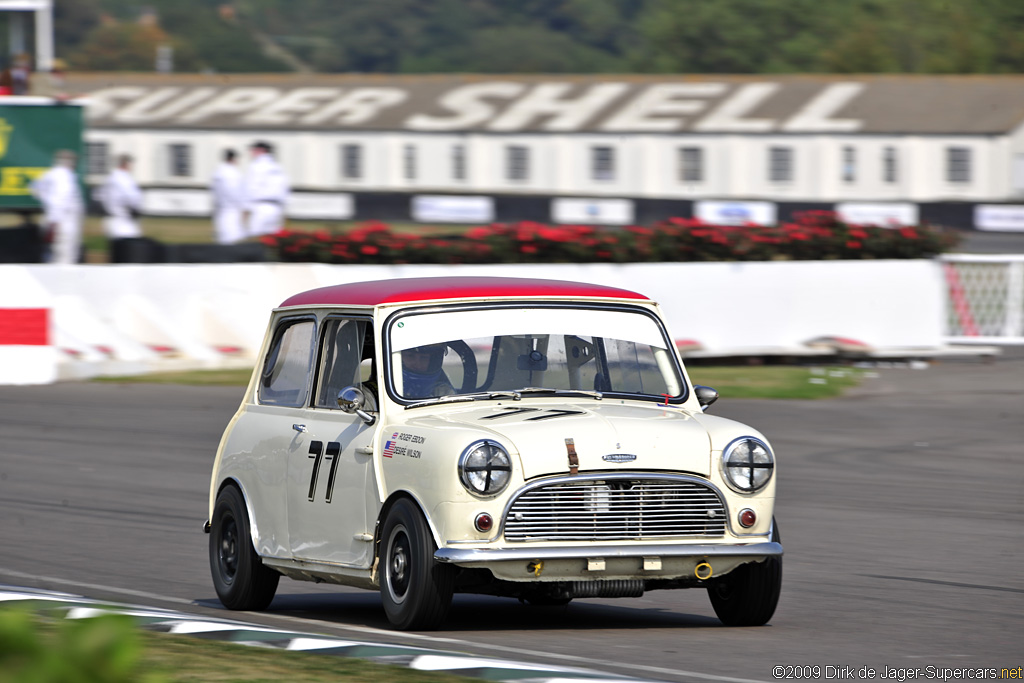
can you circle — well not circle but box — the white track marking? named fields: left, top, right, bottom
left=0, top=567, right=767, bottom=683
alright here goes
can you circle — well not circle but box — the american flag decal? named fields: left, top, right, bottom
left=383, top=432, right=398, bottom=458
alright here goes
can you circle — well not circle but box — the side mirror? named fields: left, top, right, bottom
left=338, top=386, right=375, bottom=425
left=694, top=385, right=719, bottom=412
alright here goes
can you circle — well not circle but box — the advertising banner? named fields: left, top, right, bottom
left=0, top=99, right=85, bottom=210
left=141, top=189, right=355, bottom=220
left=836, top=202, right=918, bottom=227
left=695, top=200, right=776, bottom=226
left=142, top=189, right=211, bottom=216
left=287, top=192, right=354, bottom=220
left=974, top=204, right=1024, bottom=232
left=412, top=195, right=494, bottom=223
left=551, top=198, right=635, bottom=225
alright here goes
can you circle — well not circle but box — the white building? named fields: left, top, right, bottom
left=68, top=73, right=1024, bottom=229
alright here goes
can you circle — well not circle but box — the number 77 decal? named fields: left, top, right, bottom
left=307, top=441, right=342, bottom=503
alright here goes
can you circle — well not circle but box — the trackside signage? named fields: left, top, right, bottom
left=975, top=204, right=1024, bottom=232
left=0, top=99, right=86, bottom=210
left=836, top=202, right=918, bottom=227
left=695, top=200, right=776, bottom=226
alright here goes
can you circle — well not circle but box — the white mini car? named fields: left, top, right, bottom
left=206, top=276, right=782, bottom=629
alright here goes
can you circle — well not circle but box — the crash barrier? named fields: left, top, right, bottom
left=941, top=254, right=1024, bottom=344
left=109, top=238, right=268, bottom=264
left=0, top=259, right=953, bottom=383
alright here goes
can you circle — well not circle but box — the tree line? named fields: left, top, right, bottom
left=52, top=0, right=1024, bottom=74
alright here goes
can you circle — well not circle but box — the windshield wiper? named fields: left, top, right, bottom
left=404, top=394, right=482, bottom=409
left=404, top=391, right=521, bottom=409
left=513, top=387, right=603, bottom=400
left=404, top=387, right=604, bottom=409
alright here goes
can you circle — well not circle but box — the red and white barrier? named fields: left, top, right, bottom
left=0, top=259, right=961, bottom=384
left=0, top=269, right=57, bottom=384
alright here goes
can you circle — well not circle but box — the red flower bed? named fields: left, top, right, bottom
left=261, top=212, right=959, bottom=264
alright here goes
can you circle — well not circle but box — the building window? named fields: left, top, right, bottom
left=883, top=146, right=898, bottom=184
left=341, top=144, right=362, bottom=179
left=591, top=146, right=615, bottom=181
left=85, top=142, right=109, bottom=176
left=403, top=144, right=417, bottom=181
left=768, top=146, right=793, bottom=183
left=947, top=147, right=972, bottom=183
left=452, top=144, right=466, bottom=181
left=507, top=145, right=529, bottom=181
left=842, top=146, right=856, bottom=183
left=679, top=147, right=703, bottom=183
left=168, top=143, right=191, bottom=177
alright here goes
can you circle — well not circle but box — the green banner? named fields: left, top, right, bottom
left=0, top=101, right=85, bottom=210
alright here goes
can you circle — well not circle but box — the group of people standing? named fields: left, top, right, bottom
left=31, top=141, right=289, bottom=264
left=210, top=142, right=289, bottom=244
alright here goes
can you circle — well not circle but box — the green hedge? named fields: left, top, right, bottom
left=262, top=211, right=960, bottom=264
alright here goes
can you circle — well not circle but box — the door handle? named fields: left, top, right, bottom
left=292, top=424, right=308, bottom=433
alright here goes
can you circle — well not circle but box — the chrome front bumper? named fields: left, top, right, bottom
left=435, top=541, right=783, bottom=564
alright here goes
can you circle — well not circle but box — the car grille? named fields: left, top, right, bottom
left=503, top=477, right=727, bottom=542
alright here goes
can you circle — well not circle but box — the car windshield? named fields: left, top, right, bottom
left=387, top=305, right=684, bottom=402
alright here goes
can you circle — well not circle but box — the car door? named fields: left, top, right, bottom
left=229, top=314, right=318, bottom=560
left=286, top=316, right=378, bottom=568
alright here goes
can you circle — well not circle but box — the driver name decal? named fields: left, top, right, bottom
left=389, top=432, right=426, bottom=458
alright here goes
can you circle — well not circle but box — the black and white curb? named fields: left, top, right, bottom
left=1, top=585, right=664, bottom=683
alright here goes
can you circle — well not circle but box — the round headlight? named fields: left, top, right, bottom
left=721, top=437, right=774, bottom=493
left=458, top=440, right=512, bottom=497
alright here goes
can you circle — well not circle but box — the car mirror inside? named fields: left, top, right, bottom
left=516, top=350, right=548, bottom=372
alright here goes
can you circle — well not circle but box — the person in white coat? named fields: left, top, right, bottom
left=32, top=149, right=83, bottom=264
left=243, top=141, right=288, bottom=237
left=211, top=149, right=245, bottom=244
left=100, top=154, right=143, bottom=239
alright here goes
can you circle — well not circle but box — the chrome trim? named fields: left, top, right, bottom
left=497, top=472, right=750, bottom=539
left=720, top=436, right=775, bottom=495
left=458, top=439, right=512, bottom=499
left=381, top=301, right=689, bottom=406
left=256, top=313, right=317, bottom=408
left=435, top=541, right=783, bottom=564
left=602, top=453, right=637, bottom=463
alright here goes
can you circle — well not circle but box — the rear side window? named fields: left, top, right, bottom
left=258, top=319, right=315, bottom=406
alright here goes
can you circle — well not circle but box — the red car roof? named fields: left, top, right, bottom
left=278, top=277, right=649, bottom=308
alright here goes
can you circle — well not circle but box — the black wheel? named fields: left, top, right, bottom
left=209, top=485, right=279, bottom=611
left=707, top=519, right=782, bottom=626
left=379, top=498, right=455, bottom=630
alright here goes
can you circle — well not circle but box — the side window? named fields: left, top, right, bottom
left=258, top=319, right=315, bottom=407
left=315, top=319, right=376, bottom=409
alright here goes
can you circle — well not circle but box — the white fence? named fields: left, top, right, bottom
left=941, top=255, right=1024, bottom=344
left=0, top=260, right=951, bottom=384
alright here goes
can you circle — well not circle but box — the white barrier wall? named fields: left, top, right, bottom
left=2, top=260, right=946, bottom=382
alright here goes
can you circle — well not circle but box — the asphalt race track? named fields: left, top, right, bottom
left=1, top=356, right=1022, bottom=682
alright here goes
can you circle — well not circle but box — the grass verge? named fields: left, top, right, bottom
left=93, top=368, right=254, bottom=386
left=0, top=608, right=479, bottom=683
left=94, top=365, right=864, bottom=399
left=687, top=365, right=862, bottom=399
left=138, top=627, right=479, bottom=683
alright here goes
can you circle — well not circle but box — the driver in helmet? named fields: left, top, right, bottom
left=401, top=343, right=455, bottom=398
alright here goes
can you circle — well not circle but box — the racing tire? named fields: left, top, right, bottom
left=707, top=519, right=782, bottom=626
left=209, top=485, right=280, bottom=611
left=379, top=498, right=455, bottom=630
